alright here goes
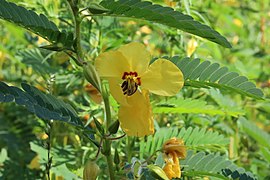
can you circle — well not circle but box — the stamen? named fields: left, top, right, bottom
left=121, top=71, right=141, bottom=96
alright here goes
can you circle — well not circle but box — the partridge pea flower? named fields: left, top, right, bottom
left=162, top=138, right=186, bottom=179
left=95, top=42, right=184, bottom=136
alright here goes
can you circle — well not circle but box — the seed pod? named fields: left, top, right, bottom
left=93, top=116, right=105, bottom=135
left=108, top=120, right=120, bottom=134
left=83, top=63, right=101, bottom=92
left=83, top=160, right=100, bottom=180
left=114, top=148, right=120, bottom=165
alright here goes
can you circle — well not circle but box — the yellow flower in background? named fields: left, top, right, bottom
left=95, top=42, right=184, bottom=136
left=233, top=18, right=243, bottom=28
left=187, top=38, right=198, bottom=57
left=162, top=137, right=186, bottom=179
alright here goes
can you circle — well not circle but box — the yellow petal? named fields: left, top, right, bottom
left=163, top=161, right=174, bottom=180
left=171, top=151, right=181, bottom=177
left=95, top=50, right=131, bottom=78
left=163, top=138, right=186, bottom=159
left=118, top=90, right=154, bottom=137
left=163, top=152, right=181, bottom=179
left=141, top=59, right=184, bottom=96
left=108, top=78, right=129, bottom=106
left=117, top=42, right=151, bottom=75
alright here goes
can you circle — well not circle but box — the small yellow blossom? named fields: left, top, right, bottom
left=187, top=38, right=198, bottom=57
left=162, top=137, right=186, bottom=179
left=233, top=18, right=243, bottom=27
left=95, top=42, right=184, bottom=136
left=140, top=25, right=152, bottom=34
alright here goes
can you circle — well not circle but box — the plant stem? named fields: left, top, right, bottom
left=46, top=120, right=53, bottom=180
left=103, top=89, right=112, bottom=130
left=105, top=149, right=115, bottom=180
left=68, top=1, right=115, bottom=178
left=102, top=85, right=115, bottom=180
left=126, top=136, right=132, bottom=162
left=74, top=16, right=83, bottom=63
left=67, top=0, right=84, bottom=66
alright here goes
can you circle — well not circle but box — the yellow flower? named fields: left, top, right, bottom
left=95, top=42, right=184, bottom=136
left=187, top=38, right=198, bottom=57
left=162, top=138, right=186, bottom=179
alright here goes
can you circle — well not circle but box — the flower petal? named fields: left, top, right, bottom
left=163, top=138, right=186, bottom=159
left=95, top=50, right=131, bottom=78
left=141, top=59, right=184, bottom=96
left=118, top=90, right=154, bottom=137
left=117, top=42, right=151, bottom=75
left=163, top=152, right=181, bottom=179
left=171, top=152, right=181, bottom=178
left=108, top=78, right=129, bottom=106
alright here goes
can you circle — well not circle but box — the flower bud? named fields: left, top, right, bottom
left=83, top=63, right=101, bottom=92
left=83, top=160, right=100, bottom=180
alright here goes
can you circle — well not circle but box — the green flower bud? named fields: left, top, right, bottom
left=83, top=63, right=101, bottom=92
left=83, top=160, right=100, bottom=180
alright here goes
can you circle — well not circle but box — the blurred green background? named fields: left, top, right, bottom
left=0, top=0, right=269, bottom=179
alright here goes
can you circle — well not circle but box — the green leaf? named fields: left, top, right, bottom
left=221, top=168, right=256, bottom=180
left=170, top=57, right=264, bottom=99
left=17, top=48, right=57, bottom=75
left=239, top=117, right=270, bottom=149
left=88, top=3, right=110, bottom=14
left=0, top=81, right=82, bottom=126
left=0, top=0, right=74, bottom=50
left=100, top=0, right=231, bottom=48
left=147, top=164, right=169, bottom=180
left=261, top=147, right=270, bottom=163
left=154, top=98, right=244, bottom=117
left=182, top=150, right=256, bottom=180
left=140, top=127, right=229, bottom=159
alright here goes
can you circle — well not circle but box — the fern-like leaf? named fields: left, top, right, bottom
left=18, top=48, right=58, bottom=75
left=222, top=168, right=257, bottom=180
left=0, top=81, right=82, bottom=126
left=0, top=0, right=74, bottom=50
left=99, top=0, right=231, bottom=48
left=170, top=57, right=264, bottom=99
left=239, top=117, right=270, bottom=149
left=139, top=127, right=229, bottom=159
left=154, top=97, right=244, bottom=117
left=182, top=150, right=256, bottom=180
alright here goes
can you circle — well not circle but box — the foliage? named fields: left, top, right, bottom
left=154, top=97, right=245, bottom=116
left=0, top=81, right=82, bottom=126
left=182, top=150, right=256, bottom=180
left=0, top=0, right=269, bottom=179
left=140, top=127, right=229, bottom=158
left=99, top=0, right=231, bottom=48
left=170, top=56, right=264, bottom=99
left=0, top=0, right=74, bottom=50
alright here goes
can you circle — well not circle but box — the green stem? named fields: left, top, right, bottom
left=105, top=150, right=115, bottom=180
left=67, top=1, right=114, bottom=178
left=126, top=136, right=132, bottom=162
left=103, top=91, right=112, bottom=130
left=67, top=0, right=84, bottom=66
left=102, top=85, right=115, bottom=180
left=74, top=16, right=83, bottom=63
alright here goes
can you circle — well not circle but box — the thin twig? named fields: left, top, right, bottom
left=45, top=120, right=53, bottom=180
left=106, top=133, right=126, bottom=140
